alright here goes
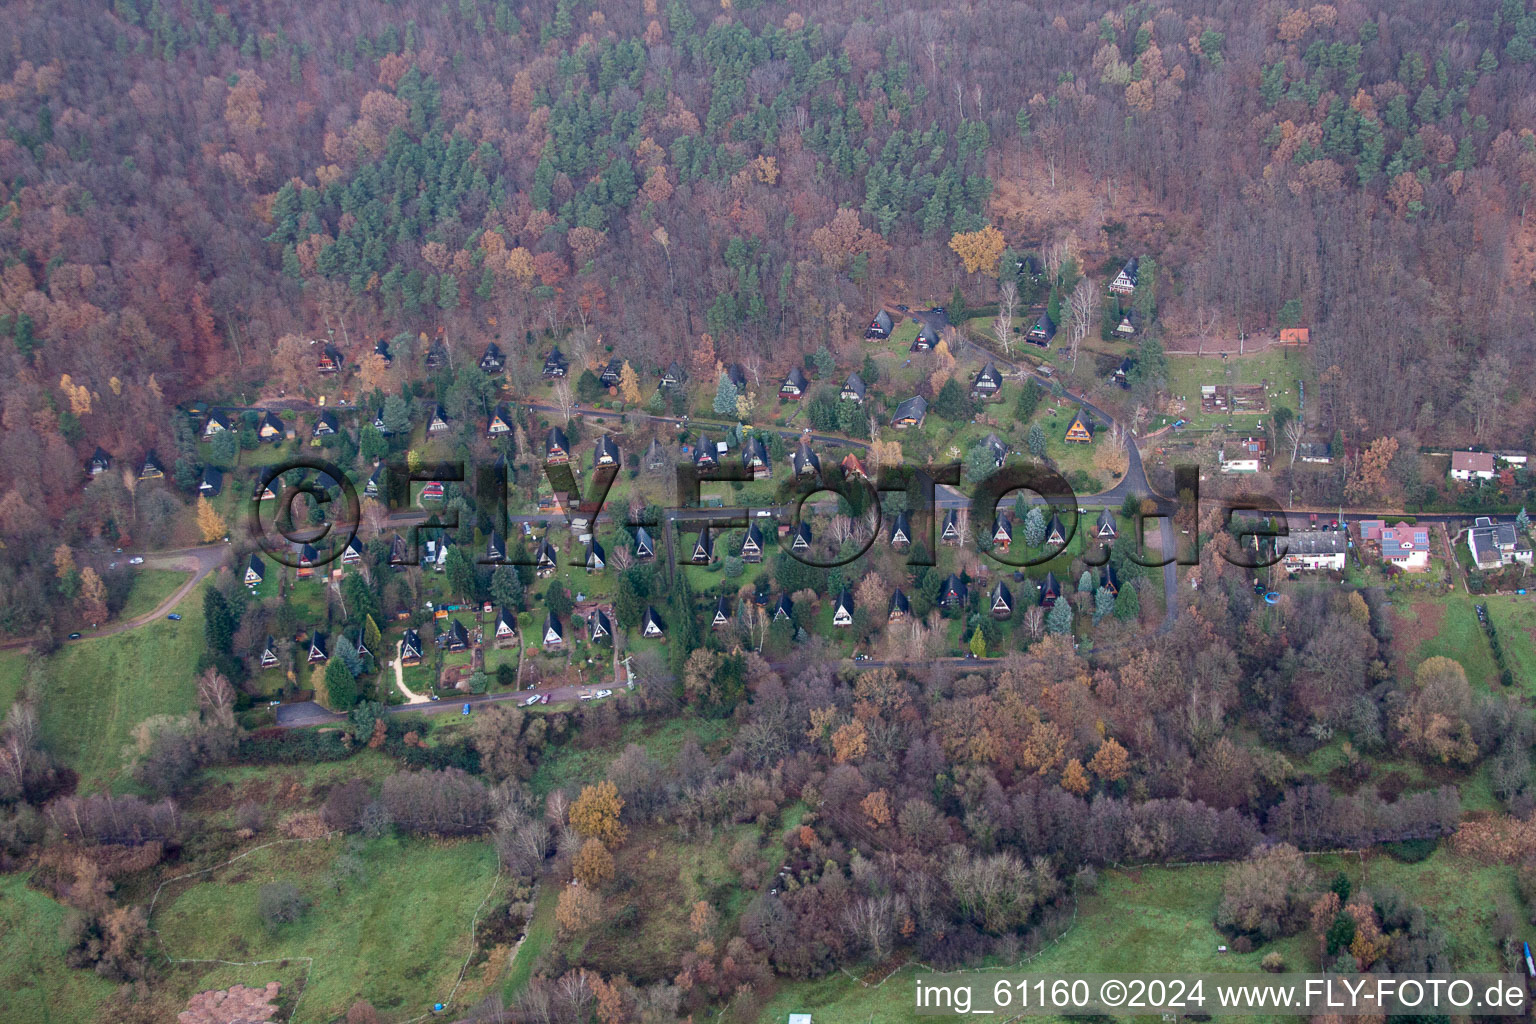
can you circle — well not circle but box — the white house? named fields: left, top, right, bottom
left=1450, top=451, right=1497, bottom=482
left=1280, top=530, right=1347, bottom=572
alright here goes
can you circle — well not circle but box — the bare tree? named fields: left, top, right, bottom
left=1285, top=418, right=1306, bottom=467
left=994, top=280, right=1018, bottom=356
left=1067, top=278, right=1100, bottom=370
left=553, top=379, right=575, bottom=421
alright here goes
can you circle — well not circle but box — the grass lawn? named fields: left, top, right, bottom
left=118, top=568, right=192, bottom=620
left=528, top=715, right=732, bottom=797
left=1392, top=591, right=1499, bottom=690
left=0, top=873, right=119, bottom=1023
left=752, top=862, right=1310, bottom=1024
left=151, top=834, right=500, bottom=1023
left=1483, top=594, right=1536, bottom=692
left=503, top=881, right=558, bottom=1000
left=30, top=577, right=211, bottom=792
left=1163, top=349, right=1313, bottom=431
left=1310, top=846, right=1517, bottom=971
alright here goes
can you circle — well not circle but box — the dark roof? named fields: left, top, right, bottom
left=893, top=395, right=927, bottom=422
left=792, top=441, right=821, bottom=475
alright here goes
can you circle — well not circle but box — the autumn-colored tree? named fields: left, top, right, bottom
left=689, top=899, right=718, bottom=937
left=53, top=544, right=75, bottom=579
left=861, top=788, right=892, bottom=827
left=556, top=882, right=603, bottom=937
left=831, top=719, right=869, bottom=763
left=618, top=360, right=641, bottom=405
left=1088, top=737, right=1130, bottom=782
left=1060, top=758, right=1090, bottom=795
left=196, top=496, right=227, bottom=542
left=1344, top=436, right=1398, bottom=503
left=573, top=837, right=616, bottom=887
left=77, top=567, right=107, bottom=625
left=949, top=225, right=1006, bottom=274
left=570, top=780, right=628, bottom=847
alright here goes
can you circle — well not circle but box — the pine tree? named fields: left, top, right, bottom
left=491, top=565, right=523, bottom=610
left=1046, top=598, right=1073, bottom=635
left=1114, top=582, right=1141, bottom=621
left=1094, top=585, right=1115, bottom=622
left=1027, top=422, right=1047, bottom=458
left=323, top=655, right=358, bottom=710
left=196, top=496, right=227, bottom=542
left=1024, top=506, right=1047, bottom=547
left=713, top=372, right=738, bottom=416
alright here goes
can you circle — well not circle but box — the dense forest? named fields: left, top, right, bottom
left=7, top=0, right=1536, bottom=1017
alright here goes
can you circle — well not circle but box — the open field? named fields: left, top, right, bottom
left=151, top=834, right=500, bottom=1023
left=0, top=579, right=210, bottom=792
left=0, top=873, right=120, bottom=1023
left=118, top=568, right=193, bottom=620
left=752, top=862, right=1310, bottom=1024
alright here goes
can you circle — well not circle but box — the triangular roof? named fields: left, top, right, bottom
left=544, top=425, right=569, bottom=455
left=990, top=580, right=1013, bottom=612
left=792, top=441, right=821, bottom=476
left=590, top=609, right=612, bottom=640
left=892, top=395, right=927, bottom=423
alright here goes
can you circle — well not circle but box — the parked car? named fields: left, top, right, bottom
left=166, top=613, right=182, bottom=621
left=128, top=556, right=144, bottom=565
left=461, top=703, right=471, bottom=715
left=67, top=632, right=81, bottom=640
